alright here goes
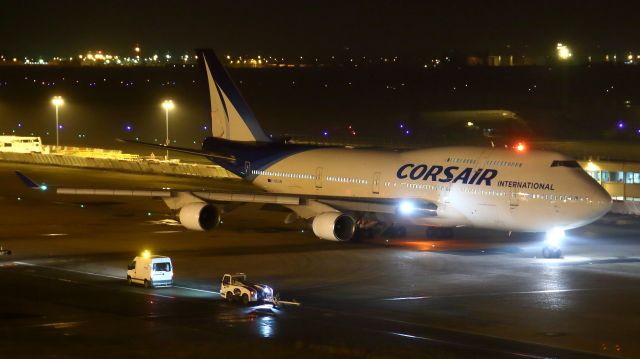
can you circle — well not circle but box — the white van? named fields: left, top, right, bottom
left=126, top=254, right=173, bottom=288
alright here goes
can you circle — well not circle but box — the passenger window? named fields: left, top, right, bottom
left=222, top=276, right=230, bottom=285
left=128, top=261, right=135, bottom=270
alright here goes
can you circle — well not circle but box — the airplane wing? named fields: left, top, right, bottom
left=17, top=171, right=436, bottom=217
left=55, top=187, right=300, bottom=205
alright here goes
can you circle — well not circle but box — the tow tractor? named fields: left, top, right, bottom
left=220, top=273, right=274, bottom=305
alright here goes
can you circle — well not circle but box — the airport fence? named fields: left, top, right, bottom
left=0, top=151, right=234, bottom=179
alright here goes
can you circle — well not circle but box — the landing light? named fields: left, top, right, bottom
left=39, top=184, right=48, bottom=191
left=398, top=200, right=415, bottom=215
left=142, top=250, right=151, bottom=259
left=545, top=228, right=565, bottom=248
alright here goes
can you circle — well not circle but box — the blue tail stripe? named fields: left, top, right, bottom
left=196, top=49, right=269, bottom=142
left=202, top=138, right=315, bottom=179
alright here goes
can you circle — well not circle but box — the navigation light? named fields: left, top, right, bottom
left=514, top=141, right=527, bottom=153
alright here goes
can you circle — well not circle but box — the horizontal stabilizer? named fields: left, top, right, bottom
left=15, top=171, right=42, bottom=189
left=116, top=139, right=236, bottom=162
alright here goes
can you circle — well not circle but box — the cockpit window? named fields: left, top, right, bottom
left=551, top=160, right=581, bottom=168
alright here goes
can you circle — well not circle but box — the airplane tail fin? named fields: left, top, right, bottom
left=196, top=49, right=270, bottom=143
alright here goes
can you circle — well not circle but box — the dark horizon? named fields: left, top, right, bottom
left=2, top=1, right=640, bottom=58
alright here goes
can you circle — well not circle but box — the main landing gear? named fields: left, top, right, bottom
left=425, top=227, right=454, bottom=239
left=382, top=226, right=407, bottom=238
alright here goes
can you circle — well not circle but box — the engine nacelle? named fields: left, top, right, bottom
left=312, top=212, right=356, bottom=241
left=178, top=203, right=221, bottom=231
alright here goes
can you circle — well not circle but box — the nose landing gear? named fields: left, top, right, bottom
left=542, top=228, right=565, bottom=259
left=542, top=246, right=562, bottom=259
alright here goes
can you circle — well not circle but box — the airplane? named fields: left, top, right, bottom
left=19, top=49, right=612, bottom=259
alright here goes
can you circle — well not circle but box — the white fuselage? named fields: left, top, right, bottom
left=249, top=146, right=611, bottom=232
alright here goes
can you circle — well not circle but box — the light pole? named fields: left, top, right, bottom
left=556, top=43, right=572, bottom=61
left=161, top=99, right=174, bottom=160
left=51, top=96, right=64, bottom=149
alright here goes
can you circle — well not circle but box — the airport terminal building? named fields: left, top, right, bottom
left=581, top=160, right=640, bottom=201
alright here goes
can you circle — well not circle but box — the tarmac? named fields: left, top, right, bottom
left=1, top=162, right=639, bottom=358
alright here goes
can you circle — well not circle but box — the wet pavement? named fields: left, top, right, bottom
left=0, top=163, right=638, bottom=358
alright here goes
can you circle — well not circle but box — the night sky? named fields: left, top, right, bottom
left=1, top=1, right=640, bottom=57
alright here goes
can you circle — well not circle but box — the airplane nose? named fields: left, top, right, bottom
left=591, top=184, right=612, bottom=217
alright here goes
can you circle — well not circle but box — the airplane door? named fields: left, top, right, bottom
left=372, top=172, right=381, bottom=194
left=315, top=167, right=323, bottom=189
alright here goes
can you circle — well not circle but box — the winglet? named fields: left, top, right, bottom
left=15, top=171, right=47, bottom=190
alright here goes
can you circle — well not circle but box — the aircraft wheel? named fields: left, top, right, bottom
left=226, top=291, right=234, bottom=303
left=426, top=227, right=453, bottom=239
left=425, top=227, right=435, bottom=238
left=383, top=226, right=406, bottom=238
left=353, top=228, right=374, bottom=242
left=542, top=246, right=562, bottom=259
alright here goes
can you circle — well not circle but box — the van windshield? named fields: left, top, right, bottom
left=153, top=262, right=172, bottom=272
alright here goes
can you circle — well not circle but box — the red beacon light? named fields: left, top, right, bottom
left=514, top=141, right=527, bottom=153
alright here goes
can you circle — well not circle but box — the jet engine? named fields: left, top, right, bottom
left=311, top=212, right=356, bottom=241
left=178, top=203, right=221, bottom=231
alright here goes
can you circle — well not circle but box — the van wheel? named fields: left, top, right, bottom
left=144, top=280, right=151, bottom=288
left=241, top=294, right=249, bottom=306
left=226, top=291, right=234, bottom=303
left=127, top=276, right=132, bottom=286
